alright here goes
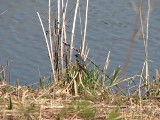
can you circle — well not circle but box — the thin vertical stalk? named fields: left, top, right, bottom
left=139, top=0, right=145, bottom=41
left=61, top=0, right=68, bottom=70
left=61, top=0, right=64, bottom=70
left=81, top=0, right=89, bottom=55
left=48, top=0, right=52, bottom=57
left=79, top=6, right=84, bottom=52
left=37, top=12, right=55, bottom=82
left=56, top=0, right=61, bottom=80
left=49, top=0, right=56, bottom=81
left=139, top=0, right=151, bottom=86
left=70, top=0, right=79, bottom=63
left=62, top=0, right=68, bottom=72
left=57, top=0, right=61, bottom=34
left=63, top=0, right=68, bottom=44
left=145, top=0, right=151, bottom=86
left=63, top=0, right=68, bottom=47
left=139, top=0, right=146, bottom=88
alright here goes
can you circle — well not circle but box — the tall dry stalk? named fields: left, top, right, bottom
left=139, top=0, right=151, bottom=88
left=48, top=0, right=56, bottom=82
left=81, top=0, right=89, bottom=56
left=70, top=0, right=79, bottom=63
left=145, top=0, right=151, bottom=86
left=60, top=0, right=68, bottom=71
left=37, top=12, right=56, bottom=81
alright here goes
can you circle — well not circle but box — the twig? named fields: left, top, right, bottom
left=0, top=10, right=8, bottom=16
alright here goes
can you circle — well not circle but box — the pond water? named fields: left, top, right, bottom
left=0, top=0, right=160, bottom=85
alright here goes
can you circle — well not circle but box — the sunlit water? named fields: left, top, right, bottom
left=0, top=0, right=160, bottom=85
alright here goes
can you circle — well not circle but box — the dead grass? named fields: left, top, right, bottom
left=0, top=83, right=159, bottom=120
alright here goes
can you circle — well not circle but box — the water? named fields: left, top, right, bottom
left=0, top=0, right=160, bottom=85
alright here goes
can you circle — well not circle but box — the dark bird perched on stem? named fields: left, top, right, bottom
left=75, top=54, right=89, bottom=75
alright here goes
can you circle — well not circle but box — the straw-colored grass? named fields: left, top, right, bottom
left=0, top=82, right=159, bottom=120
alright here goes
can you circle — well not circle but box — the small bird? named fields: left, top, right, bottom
left=75, top=54, right=89, bottom=75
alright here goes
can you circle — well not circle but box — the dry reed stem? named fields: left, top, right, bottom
left=102, top=51, right=111, bottom=85
left=48, top=0, right=56, bottom=81
left=139, top=0, right=152, bottom=88
left=57, top=0, right=61, bottom=35
left=60, top=0, right=68, bottom=71
left=79, top=6, right=84, bottom=52
left=0, top=10, right=8, bottom=16
left=81, top=0, right=89, bottom=56
left=145, top=0, right=151, bottom=85
left=37, top=12, right=56, bottom=82
left=70, top=0, right=79, bottom=63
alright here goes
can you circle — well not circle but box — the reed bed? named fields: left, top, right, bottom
left=0, top=0, right=160, bottom=119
